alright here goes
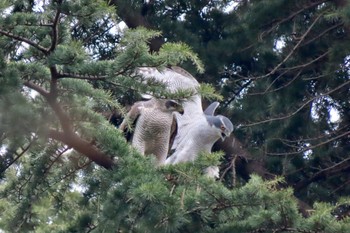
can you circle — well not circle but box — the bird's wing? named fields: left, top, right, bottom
left=137, top=66, right=203, bottom=114
left=168, top=114, right=178, bottom=155
left=136, top=66, right=205, bottom=153
left=203, top=101, right=219, bottom=115
left=119, top=101, right=145, bottom=141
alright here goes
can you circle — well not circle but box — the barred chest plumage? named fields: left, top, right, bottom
left=136, top=110, right=173, bottom=137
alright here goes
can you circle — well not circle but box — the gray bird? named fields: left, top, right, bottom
left=165, top=101, right=233, bottom=178
left=119, top=98, right=184, bottom=165
left=136, top=66, right=234, bottom=177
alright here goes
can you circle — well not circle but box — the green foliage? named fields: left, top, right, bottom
left=0, top=0, right=350, bottom=232
left=196, top=151, right=224, bottom=168
left=60, top=0, right=115, bottom=27
left=114, top=27, right=161, bottom=70
left=198, top=83, right=223, bottom=101
left=157, top=42, right=204, bottom=73
left=47, top=41, right=88, bottom=67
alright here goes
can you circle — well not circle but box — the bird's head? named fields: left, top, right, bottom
left=207, top=115, right=234, bottom=141
left=165, top=100, right=184, bottom=114
left=218, top=115, right=234, bottom=141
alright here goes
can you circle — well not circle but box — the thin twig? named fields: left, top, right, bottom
left=294, top=156, right=350, bottom=190
left=48, top=1, right=62, bottom=52
left=23, top=81, right=50, bottom=98
left=57, top=72, right=108, bottom=80
left=242, top=79, right=350, bottom=127
left=0, top=140, right=35, bottom=173
left=0, top=28, right=49, bottom=54
left=263, top=14, right=322, bottom=78
left=239, top=0, right=327, bottom=53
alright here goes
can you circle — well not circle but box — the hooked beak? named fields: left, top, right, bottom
left=220, top=125, right=230, bottom=141
left=220, top=132, right=226, bottom=141
left=178, top=106, right=184, bottom=115
left=220, top=128, right=232, bottom=141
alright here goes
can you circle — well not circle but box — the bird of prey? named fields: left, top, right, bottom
left=119, top=98, right=184, bottom=165
left=136, top=66, right=234, bottom=177
left=165, top=101, right=233, bottom=164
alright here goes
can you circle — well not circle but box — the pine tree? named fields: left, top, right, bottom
left=123, top=0, right=350, bottom=204
left=0, top=0, right=349, bottom=232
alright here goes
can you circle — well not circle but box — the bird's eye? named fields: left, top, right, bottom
left=220, top=125, right=226, bottom=131
left=165, top=100, right=177, bottom=108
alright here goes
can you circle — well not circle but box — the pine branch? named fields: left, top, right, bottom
left=246, top=49, right=329, bottom=96
left=79, top=20, right=115, bottom=45
left=0, top=141, right=34, bottom=174
left=240, top=0, right=327, bottom=53
left=241, top=79, right=350, bottom=127
left=48, top=97, right=73, bottom=134
left=294, top=156, right=350, bottom=191
left=259, top=0, right=327, bottom=40
left=222, top=80, right=252, bottom=108
left=42, top=146, right=71, bottom=175
left=330, top=178, right=350, bottom=194
left=300, top=22, right=344, bottom=48
left=48, top=0, right=62, bottom=52
left=23, top=81, right=50, bottom=98
left=48, top=130, right=114, bottom=169
left=24, top=78, right=115, bottom=169
left=261, top=13, right=322, bottom=79
left=270, top=124, right=349, bottom=144
left=109, top=0, right=164, bottom=52
left=266, top=130, right=350, bottom=156
left=279, top=51, right=330, bottom=72
left=42, top=160, right=92, bottom=194
left=0, top=28, right=49, bottom=54
left=25, top=72, right=72, bottom=134
left=49, top=66, right=59, bottom=96
left=238, top=3, right=336, bottom=83
left=248, top=70, right=301, bottom=96
left=57, top=72, right=108, bottom=80
left=219, top=153, right=238, bottom=185
left=45, top=81, right=114, bottom=169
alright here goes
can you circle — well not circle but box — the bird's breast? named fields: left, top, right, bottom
left=136, top=111, right=173, bottom=137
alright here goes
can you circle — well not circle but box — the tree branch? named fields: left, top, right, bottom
left=248, top=70, right=300, bottom=96
left=24, top=77, right=114, bottom=169
left=49, top=0, right=62, bottom=52
left=214, top=135, right=276, bottom=181
left=239, top=0, right=327, bottom=53
left=0, top=28, right=49, bottom=54
left=241, top=79, right=350, bottom=127
left=48, top=130, right=114, bottom=169
left=261, top=13, right=322, bottom=78
left=293, top=156, right=350, bottom=190
left=238, top=4, right=335, bottom=83
left=0, top=140, right=34, bottom=174
left=23, top=81, right=50, bottom=98
left=266, top=130, right=350, bottom=156
left=300, top=22, right=344, bottom=48
left=259, top=0, right=327, bottom=40
left=108, top=0, right=164, bottom=52
left=57, top=72, right=108, bottom=80
left=222, top=80, right=252, bottom=108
